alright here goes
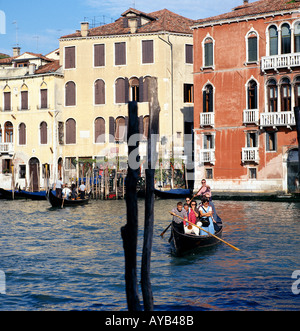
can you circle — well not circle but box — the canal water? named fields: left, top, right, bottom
left=0, top=198, right=299, bottom=311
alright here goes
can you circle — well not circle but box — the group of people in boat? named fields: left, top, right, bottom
left=172, top=179, right=220, bottom=237
left=53, top=177, right=87, bottom=200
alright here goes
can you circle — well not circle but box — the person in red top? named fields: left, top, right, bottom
left=184, top=201, right=201, bottom=236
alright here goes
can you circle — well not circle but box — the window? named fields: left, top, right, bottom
left=266, top=131, right=277, bottom=152
left=65, top=157, right=76, bottom=170
left=249, top=168, right=257, bottom=179
left=281, top=23, right=291, bottom=54
left=205, top=168, right=213, bottom=179
left=19, top=165, right=26, bottom=179
left=295, top=77, right=300, bottom=107
left=247, top=80, right=258, bottom=109
left=65, top=81, right=76, bottom=106
left=0, top=125, right=2, bottom=143
left=246, top=132, right=258, bottom=148
left=94, top=44, right=105, bottom=67
left=184, top=84, right=194, bottom=103
left=247, top=32, right=258, bottom=62
left=280, top=78, right=291, bottom=112
left=3, top=86, right=11, bottom=111
left=295, top=22, right=300, bottom=53
left=269, top=26, right=278, bottom=56
left=203, top=84, right=214, bottom=113
left=2, top=159, right=12, bottom=174
left=115, top=78, right=129, bottom=104
left=204, top=38, right=214, bottom=67
left=115, top=42, right=126, bottom=66
left=267, top=79, right=278, bottom=112
left=19, top=123, right=26, bottom=145
left=94, top=79, right=105, bottom=105
left=129, top=77, right=140, bottom=102
left=185, top=44, right=193, bottom=64
left=142, top=40, right=154, bottom=64
left=4, top=122, right=13, bottom=143
left=66, top=119, right=76, bottom=144
left=203, top=134, right=214, bottom=149
left=115, top=117, right=126, bottom=143
left=95, top=117, right=105, bottom=143
left=21, top=85, right=28, bottom=110
left=40, top=88, right=48, bottom=109
left=40, top=122, right=48, bottom=145
left=65, top=46, right=76, bottom=69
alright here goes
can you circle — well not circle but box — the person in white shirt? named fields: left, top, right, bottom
left=62, top=184, right=72, bottom=200
left=54, top=177, right=63, bottom=198
left=79, top=182, right=86, bottom=199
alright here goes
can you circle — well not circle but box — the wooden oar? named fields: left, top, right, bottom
left=169, top=212, right=240, bottom=251
left=61, top=197, right=65, bottom=209
left=160, top=223, right=172, bottom=237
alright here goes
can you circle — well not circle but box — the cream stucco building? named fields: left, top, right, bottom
left=59, top=8, right=195, bottom=180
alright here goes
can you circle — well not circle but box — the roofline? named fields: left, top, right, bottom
left=192, top=8, right=300, bottom=29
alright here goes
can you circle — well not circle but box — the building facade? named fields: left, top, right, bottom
left=59, top=8, right=195, bottom=181
left=0, top=48, right=63, bottom=190
left=193, top=0, right=300, bottom=193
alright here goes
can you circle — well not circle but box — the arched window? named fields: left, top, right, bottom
left=294, top=76, right=300, bottom=108
left=247, top=80, right=258, bottom=109
left=281, top=23, right=291, bottom=54
left=40, top=82, right=48, bottom=109
left=4, top=121, right=13, bottom=143
left=203, top=84, right=214, bottom=113
left=295, top=22, right=300, bottom=53
left=204, top=37, right=214, bottom=67
left=94, top=79, right=105, bottom=105
left=40, top=122, right=48, bottom=145
left=280, top=78, right=291, bottom=112
left=269, top=25, right=278, bottom=56
left=3, top=85, right=11, bottom=111
left=66, top=119, right=76, bottom=144
left=129, top=77, right=140, bottom=102
left=19, top=123, right=26, bottom=145
left=115, top=117, right=126, bottom=142
left=267, top=79, right=278, bottom=113
left=94, top=117, right=105, bottom=143
left=247, top=31, right=258, bottom=62
left=65, top=81, right=76, bottom=106
left=115, top=78, right=129, bottom=104
left=21, top=84, right=29, bottom=110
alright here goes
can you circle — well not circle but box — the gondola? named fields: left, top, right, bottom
left=169, top=221, right=223, bottom=256
left=154, top=188, right=192, bottom=199
left=47, top=190, right=90, bottom=208
left=0, top=188, right=24, bottom=200
left=20, top=190, right=47, bottom=200
left=0, top=188, right=47, bottom=200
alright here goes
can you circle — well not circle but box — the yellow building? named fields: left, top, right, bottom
left=0, top=48, right=63, bottom=190
left=59, top=8, right=195, bottom=180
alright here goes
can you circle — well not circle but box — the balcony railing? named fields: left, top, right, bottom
left=242, top=147, right=259, bottom=164
left=260, top=111, right=296, bottom=128
left=243, top=109, right=259, bottom=125
left=200, top=149, right=215, bottom=164
left=200, top=112, right=215, bottom=127
left=261, top=53, right=300, bottom=72
left=0, top=143, right=14, bottom=155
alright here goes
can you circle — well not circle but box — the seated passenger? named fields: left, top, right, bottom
left=199, top=197, right=215, bottom=236
left=171, top=202, right=187, bottom=234
left=62, top=184, right=72, bottom=200
left=185, top=201, right=201, bottom=236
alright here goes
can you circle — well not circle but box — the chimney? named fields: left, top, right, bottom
left=81, top=22, right=89, bottom=37
left=13, top=46, right=21, bottom=57
left=243, top=0, right=249, bottom=4
left=29, top=63, right=36, bottom=75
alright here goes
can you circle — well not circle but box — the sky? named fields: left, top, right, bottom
left=0, top=0, right=243, bottom=56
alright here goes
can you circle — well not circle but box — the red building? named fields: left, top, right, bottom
left=193, top=0, right=300, bottom=193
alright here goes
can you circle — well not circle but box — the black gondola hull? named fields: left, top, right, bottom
left=170, top=223, right=223, bottom=256
left=47, top=190, right=90, bottom=208
left=155, top=189, right=192, bottom=199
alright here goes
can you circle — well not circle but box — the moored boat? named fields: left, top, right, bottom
left=20, top=190, right=47, bottom=200
left=0, top=188, right=24, bottom=200
left=47, top=190, right=90, bottom=208
left=169, top=221, right=223, bottom=256
left=155, top=188, right=192, bottom=199
left=0, top=188, right=47, bottom=200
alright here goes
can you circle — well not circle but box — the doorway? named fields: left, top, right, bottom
left=287, top=148, right=299, bottom=193
left=29, top=157, right=40, bottom=192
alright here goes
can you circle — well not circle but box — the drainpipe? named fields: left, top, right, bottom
left=158, top=34, right=174, bottom=161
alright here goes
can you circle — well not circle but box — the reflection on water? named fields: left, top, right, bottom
left=0, top=198, right=299, bottom=311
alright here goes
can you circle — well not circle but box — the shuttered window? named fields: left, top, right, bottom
left=65, top=46, right=76, bottom=69
left=65, top=81, right=76, bottom=106
left=115, top=78, right=129, bottom=104
left=95, top=79, right=105, bottom=105
left=40, top=122, right=48, bottom=145
left=142, top=40, right=154, bottom=64
left=66, top=119, right=76, bottom=144
left=115, top=117, right=126, bottom=142
left=19, top=123, right=26, bottom=145
left=269, top=26, right=278, bottom=56
left=4, top=92, right=11, bottom=111
left=95, top=117, right=105, bottom=143
left=4, top=122, right=13, bottom=143
left=248, top=33, right=258, bottom=62
left=281, top=24, right=291, bottom=55
left=185, top=44, right=193, bottom=64
left=21, top=91, right=28, bottom=110
left=203, top=84, right=214, bottom=113
left=115, top=42, right=126, bottom=66
left=94, top=44, right=105, bottom=67
left=204, top=39, right=213, bottom=67
left=41, top=89, right=48, bottom=109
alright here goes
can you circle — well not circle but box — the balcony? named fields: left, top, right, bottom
left=0, top=143, right=14, bottom=155
left=261, top=53, right=300, bottom=72
left=242, top=147, right=259, bottom=164
left=243, top=109, right=259, bottom=125
left=200, top=112, right=215, bottom=127
left=200, top=149, right=215, bottom=165
left=260, top=111, right=296, bottom=128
